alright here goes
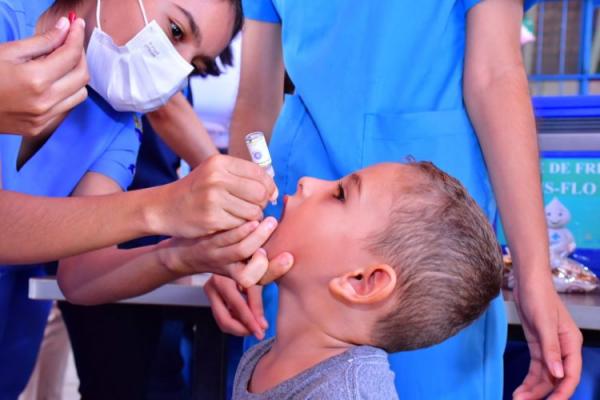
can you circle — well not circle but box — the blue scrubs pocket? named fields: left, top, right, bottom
left=361, top=108, right=496, bottom=219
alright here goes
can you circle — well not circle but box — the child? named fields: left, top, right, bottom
left=232, top=161, right=503, bottom=399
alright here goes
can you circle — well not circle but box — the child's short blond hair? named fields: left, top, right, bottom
left=368, top=161, right=502, bottom=353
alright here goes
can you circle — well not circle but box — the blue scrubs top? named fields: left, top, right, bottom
left=243, top=1, right=536, bottom=399
left=0, top=0, right=140, bottom=397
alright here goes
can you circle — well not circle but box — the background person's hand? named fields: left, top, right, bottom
left=512, top=277, right=583, bottom=400
left=0, top=17, right=89, bottom=136
left=205, top=275, right=267, bottom=339
left=149, top=154, right=277, bottom=238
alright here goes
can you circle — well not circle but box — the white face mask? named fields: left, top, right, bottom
left=86, top=0, right=194, bottom=113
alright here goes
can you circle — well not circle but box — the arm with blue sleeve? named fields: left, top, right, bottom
left=463, top=1, right=581, bottom=399
left=0, top=7, right=153, bottom=263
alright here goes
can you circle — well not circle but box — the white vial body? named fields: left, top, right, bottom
left=245, top=131, right=275, bottom=177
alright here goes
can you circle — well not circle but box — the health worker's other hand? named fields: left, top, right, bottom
left=0, top=17, right=88, bottom=136
left=205, top=275, right=268, bottom=340
left=512, top=278, right=582, bottom=400
left=150, top=154, right=277, bottom=238
left=159, top=216, right=293, bottom=288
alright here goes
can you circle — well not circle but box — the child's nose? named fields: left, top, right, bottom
left=297, top=177, right=327, bottom=197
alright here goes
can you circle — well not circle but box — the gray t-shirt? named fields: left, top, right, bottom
left=233, top=339, right=399, bottom=400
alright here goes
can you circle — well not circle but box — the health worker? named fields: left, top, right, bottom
left=0, top=0, right=290, bottom=397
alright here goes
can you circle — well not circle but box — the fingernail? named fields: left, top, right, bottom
left=513, top=390, right=528, bottom=400
left=261, top=317, right=269, bottom=329
left=551, top=361, right=564, bottom=378
left=55, top=17, right=69, bottom=30
left=282, top=253, right=293, bottom=267
left=513, top=388, right=523, bottom=395
left=270, top=188, right=279, bottom=203
left=265, top=217, right=277, bottom=230
left=256, top=330, right=265, bottom=340
left=257, top=248, right=267, bottom=256
left=76, top=18, right=86, bottom=28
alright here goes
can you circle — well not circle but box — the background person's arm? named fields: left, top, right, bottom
left=146, top=92, right=218, bottom=169
left=464, top=1, right=581, bottom=399
left=228, top=20, right=284, bottom=159
left=0, top=17, right=88, bottom=136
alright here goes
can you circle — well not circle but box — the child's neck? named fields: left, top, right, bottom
left=249, top=286, right=354, bottom=393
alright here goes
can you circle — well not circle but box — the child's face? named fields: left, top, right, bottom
left=265, top=163, right=410, bottom=286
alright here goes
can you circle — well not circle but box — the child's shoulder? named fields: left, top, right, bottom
left=234, top=342, right=398, bottom=400
left=337, top=345, right=399, bottom=400
left=234, top=338, right=274, bottom=388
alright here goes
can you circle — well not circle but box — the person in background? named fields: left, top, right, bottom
left=208, top=0, right=582, bottom=399
left=0, top=0, right=290, bottom=398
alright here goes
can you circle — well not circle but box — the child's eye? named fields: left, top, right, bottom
left=170, top=21, right=184, bottom=41
left=333, top=182, right=345, bottom=202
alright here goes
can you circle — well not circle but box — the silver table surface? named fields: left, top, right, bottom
left=29, top=276, right=210, bottom=307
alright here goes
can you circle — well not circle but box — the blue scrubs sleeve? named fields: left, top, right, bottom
left=0, top=2, right=20, bottom=43
left=88, top=120, right=140, bottom=191
left=465, top=0, right=538, bottom=12
left=242, top=0, right=280, bottom=23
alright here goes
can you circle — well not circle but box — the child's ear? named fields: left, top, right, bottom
left=328, top=264, right=397, bottom=305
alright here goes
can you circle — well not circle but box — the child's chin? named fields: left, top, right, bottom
left=274, top=271, right=294, bottom=287
left=262, top=231, right=285, bottom=256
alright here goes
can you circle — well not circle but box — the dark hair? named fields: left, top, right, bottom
left=52, top=0, right=244, bottom=77
left=195, top=0, right=243, bottom=77
left=368, top=161, right=502, bottom=353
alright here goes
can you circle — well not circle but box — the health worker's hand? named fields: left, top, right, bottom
left=512, top=277, right=582, bottom=400
left=0, top=17, right=88, bottom=136
left=148, top=154, right=277, bottom=238
left=159, top=216, right=293, bottom=288
left=205, top=275, right=267, bottom=339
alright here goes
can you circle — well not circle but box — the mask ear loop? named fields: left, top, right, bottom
left=137, top=0, right=149, bottom=25
left=95, top=0, right=102, bottom=30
